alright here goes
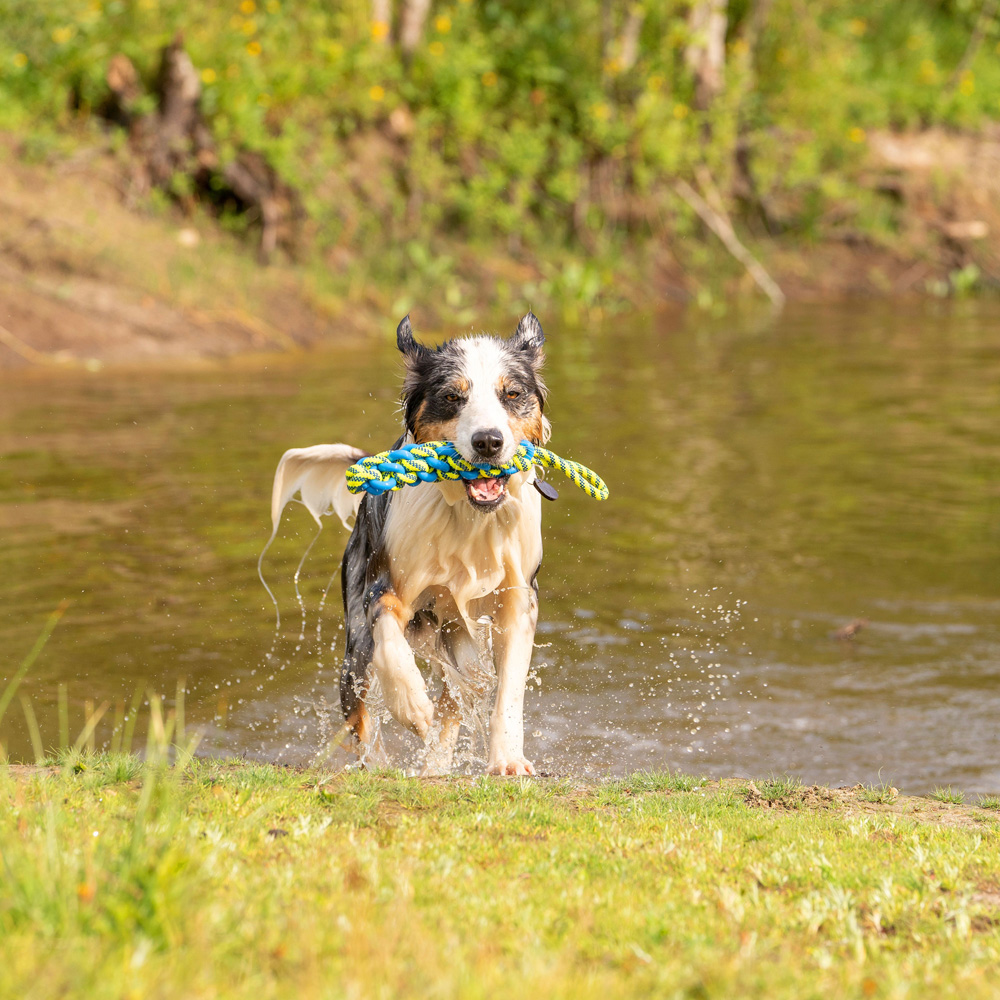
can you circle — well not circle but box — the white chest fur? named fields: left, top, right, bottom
left=383, top=471, right=543, bottom=618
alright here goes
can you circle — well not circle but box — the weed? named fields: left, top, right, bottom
left=859, top=777, right=899, bottom=804
left=977, top=794, right=1000, bottom=811
left=930, top=786, right=965, bottom=805
left=757, top=774, right=803, bottom=802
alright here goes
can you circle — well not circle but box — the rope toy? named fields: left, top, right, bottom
left=345, top=440, right=609, bottom=501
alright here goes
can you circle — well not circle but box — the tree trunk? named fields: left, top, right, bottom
left=685, top=0, right=728, bottom=110
left=371, top=0, right=392, bottom=43
left=399, top=0, right=432, bottom=54
left=618, top=5, right=645, bottom=72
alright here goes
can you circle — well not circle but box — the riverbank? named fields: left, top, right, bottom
left=2, top=756, right=998, bottom=998
left=3, top=125, right=997, bottom=371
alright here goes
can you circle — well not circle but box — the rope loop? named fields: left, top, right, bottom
left=345, top=440, right=608, bottom=501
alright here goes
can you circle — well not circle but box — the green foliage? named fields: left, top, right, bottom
left=0, top=1, right=998, bottom=305
left=979, top=794, right=1000, bottom=810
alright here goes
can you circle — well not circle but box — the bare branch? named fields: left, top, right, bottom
left=675, top=169, right=785, bottom=308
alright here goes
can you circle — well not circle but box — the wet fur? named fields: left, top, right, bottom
left=341, top=313, right=549, bottom=774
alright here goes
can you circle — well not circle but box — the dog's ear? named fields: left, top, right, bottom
left=511, top=311, right=545, bottom=355
left=396, top=315, right=426, bottom=360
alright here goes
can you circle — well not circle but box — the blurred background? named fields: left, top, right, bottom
left=1, top=1, right=999, bottom=792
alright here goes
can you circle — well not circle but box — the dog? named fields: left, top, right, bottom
left=267, top=312, right=550, bottom=775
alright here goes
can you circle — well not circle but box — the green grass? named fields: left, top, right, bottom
left=859, top=777, right=900, bottom=805
left=755, top=773, right=802, bottom=803
left=978, top=794, right=1000, bottom=811
left=2, top=757, right=999, bottom=999
left=930, top=786, right=966, bottom=805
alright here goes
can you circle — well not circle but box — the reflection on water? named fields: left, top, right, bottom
left=2, top=301, right=999, bottom=791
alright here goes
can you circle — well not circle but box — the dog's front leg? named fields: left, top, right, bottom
left=368, top=586, right=434, bottom=740
left=486, top=582, right=538, bottom=776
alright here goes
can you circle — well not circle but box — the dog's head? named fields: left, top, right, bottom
left=396, top=313, right=550, bottom=511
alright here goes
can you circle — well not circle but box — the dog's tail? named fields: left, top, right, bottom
left=258, top=443, right=368, bottom=624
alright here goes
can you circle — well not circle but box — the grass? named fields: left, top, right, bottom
left=755, top=773, right=802, bottom=803
left=2, top=757, right=999, bottom=1000
left=978, top=795, right=1000, bottom=811
left=931, top=786, right=966, bottom=806
left=859, top=776, right=900, bottom=805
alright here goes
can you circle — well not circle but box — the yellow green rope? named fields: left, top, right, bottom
left=345, top=440, right=608, bottom=501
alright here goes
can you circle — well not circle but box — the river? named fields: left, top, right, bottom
left=2, top=300, right=998, bottom=792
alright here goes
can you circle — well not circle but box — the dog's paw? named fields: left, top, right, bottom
left=383, top=683, right=434, bottom=740
left=486, top=756, right=535, bottom=777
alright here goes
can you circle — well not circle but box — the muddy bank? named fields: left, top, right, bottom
left=1, top=127, right=998, bottom=369
left=0, top=143, right=364, bottom=369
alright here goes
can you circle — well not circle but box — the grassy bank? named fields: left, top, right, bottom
left=2, top=0, right=1000, bottom=342
left=2, top=755, right=999, bottom=998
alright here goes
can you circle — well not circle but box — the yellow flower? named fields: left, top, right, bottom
left=200, top=67, right=217, bottom=84
left=959, top=71, right=975, bottom=96
left=240, top=0, right=256, bottom=12
left=371, top=20, right=389, bottom=40
left=434, top=15, right=451, bottom=33
left=848, top=126, right=866, bottom=144
left=242, top=18, right=257, bottom=34
left=369, top=84, right=385, bottom=102
left=673, top=103, right=689, bottom=120
left=428, top=40, right=445, bottom=56
left=481, top=71, right=498, bottom=87
left=51, top=26, right=74, bottom=44
left=246, top=40, right=262, bottom=56
left=848, top=18, right=866, bottom=36
left=603, top=57, right=622, bottom=76
left=13, top=52, right=28, bottom=68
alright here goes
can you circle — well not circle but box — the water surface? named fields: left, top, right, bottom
left=2, top=301, right=998, bottom=791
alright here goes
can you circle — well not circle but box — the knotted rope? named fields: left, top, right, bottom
left=345, top=440, right=608, bottom=501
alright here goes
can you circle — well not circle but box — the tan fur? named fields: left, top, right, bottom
left=373, top=591, right=411, bottom=627
left=412, top=400, right=459, bottom=445
left=512, top=406, right=545, bottom=445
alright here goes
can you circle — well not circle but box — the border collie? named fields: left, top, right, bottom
left=269, top=313, right=549, bottom=775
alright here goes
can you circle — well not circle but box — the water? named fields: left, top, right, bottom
left=2, top=301, right=999, bottom=792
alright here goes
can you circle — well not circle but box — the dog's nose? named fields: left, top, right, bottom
left=472, top=428, right=504, bottom=459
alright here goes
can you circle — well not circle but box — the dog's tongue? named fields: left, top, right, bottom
left=469, top=477, right=504, bottom=503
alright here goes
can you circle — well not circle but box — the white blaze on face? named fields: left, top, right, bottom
left=455, top=338, right=516, bottom=463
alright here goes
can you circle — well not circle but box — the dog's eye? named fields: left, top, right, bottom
left=445, top=393, right=461, bottom=403
left=506, top=390, right=520, bottom=400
